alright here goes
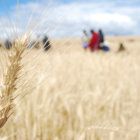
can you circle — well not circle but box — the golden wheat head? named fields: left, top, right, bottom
left=0, top=34, right=29, bottom=128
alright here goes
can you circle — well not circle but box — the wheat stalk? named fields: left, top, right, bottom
left=0, top=34, right=28, bottom=128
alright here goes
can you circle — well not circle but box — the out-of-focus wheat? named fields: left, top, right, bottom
left=0, top=37, right=140, bottom=139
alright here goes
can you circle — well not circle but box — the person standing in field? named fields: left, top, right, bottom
left=98, top=29, right=110, bottom=52
left=99, top=29, right=104, bottom=44
left=82, top=30, right=90, bottom=50
left=89, top=30, right=100, bottom=52
left=5, top=40, right=12, bottom=50
left=42, top=35, right=51, bottom=51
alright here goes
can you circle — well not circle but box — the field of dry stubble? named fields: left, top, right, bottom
left=0, top=37, right=140, bottom=140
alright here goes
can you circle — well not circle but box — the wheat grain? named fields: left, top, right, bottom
left=0, top=34, right=28, bottom=128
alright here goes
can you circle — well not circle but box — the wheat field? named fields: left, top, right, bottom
left=0, top=37, right=140, bottom=139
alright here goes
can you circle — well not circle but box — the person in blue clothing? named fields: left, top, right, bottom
left=5, top=40, right=12, bottom=50
left=98, top=29, right=110, bottom=52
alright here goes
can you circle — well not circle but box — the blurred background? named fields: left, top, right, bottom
left=0, top=0, right=139, bottom=39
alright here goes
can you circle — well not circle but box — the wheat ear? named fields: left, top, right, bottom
left=0, top=35, right=28, bottom=128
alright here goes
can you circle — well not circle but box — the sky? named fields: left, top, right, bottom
left=0, top=0, right=140, bottom=38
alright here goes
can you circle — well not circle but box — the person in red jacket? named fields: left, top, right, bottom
left=89, top=30, right=100, bottom=52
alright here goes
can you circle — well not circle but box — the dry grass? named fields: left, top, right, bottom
left=0, top=37, right=140, bottom=139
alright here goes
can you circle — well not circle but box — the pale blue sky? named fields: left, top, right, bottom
left=1, top=0, right=140, bottom=6
left=0, top=0, right=140, bottom=38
